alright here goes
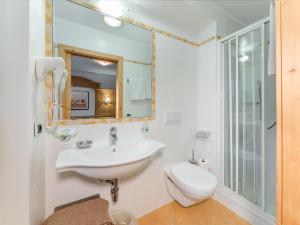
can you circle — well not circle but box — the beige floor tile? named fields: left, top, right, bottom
left=138, top=199, right=250, bottom=225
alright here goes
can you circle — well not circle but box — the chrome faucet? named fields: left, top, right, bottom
left=110, top=127, right=118, bottom=145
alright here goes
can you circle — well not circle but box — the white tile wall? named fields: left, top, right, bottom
left=0, top=70, right=28, bottom=131
left=197, top=22, right=220, bottom=178
left=0, top=1, right=31, bottom=225
left=0, top=0, right=28, bottom=10
left=0, top=3, right=29, bottom=71
left=0, top=0, right=46, bottom=225
left=0, top=195, right=29, bottom=225
left=28, top=0, right=46, bottom=224
left=0, top=130, right=29, bottom=199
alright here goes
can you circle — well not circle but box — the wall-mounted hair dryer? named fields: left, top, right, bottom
left=35, top=57, right=76, bottom=140
left=36, top=57, right=65, bottom=81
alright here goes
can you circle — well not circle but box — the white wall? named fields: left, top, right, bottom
left=0, top=2, right=30, bottom=224
left=45, top=33, right=198, bottom=218
left=0, top=1, right=45, bottom=225
left=196, top=22, right=220, bottom=179
left=196, top=19, right=247, bottom=188
left=29, top=0, right=46, bottom=224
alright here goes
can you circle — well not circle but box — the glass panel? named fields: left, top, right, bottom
left=224, top=41, right=231, bottom=189
left=253, top=28, right=263, bottom=207
left=224, top=38, right=237, bottom=192
left=237, top=27, right=263, bottom=206
left=223, top=22, right=276, bottom=216
left=230, top=39, right=237, bottom=192
left=264, top=22, right=276, bottom=216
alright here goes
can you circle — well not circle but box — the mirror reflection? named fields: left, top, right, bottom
left=53, top=0, right=153, bottom=120
left=71, top=55, right=117, bottom=119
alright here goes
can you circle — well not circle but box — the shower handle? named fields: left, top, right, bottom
left=257, top=80, right=276, bottom=130
left=267, top=121, right=276, bottom=130
left=258, top=81, right=262, bottom=119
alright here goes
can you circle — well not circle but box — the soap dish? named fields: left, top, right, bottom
left=76, top=140, right=93, bottom=149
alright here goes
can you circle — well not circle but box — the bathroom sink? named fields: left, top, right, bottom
left=56, top=137, right=166, bottom=180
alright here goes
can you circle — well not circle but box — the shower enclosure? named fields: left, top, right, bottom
left=221, top=19, right=276, bottom=217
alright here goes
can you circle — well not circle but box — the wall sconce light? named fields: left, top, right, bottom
left=104, top=97, right=111, bottom=105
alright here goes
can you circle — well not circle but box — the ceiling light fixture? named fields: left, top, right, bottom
left=93, top=59, right=113, bottom=66
left=97, top=0, right=123, bottom=17
left=103, top=15, right=123, bottom=28
left=94, top=1, right=126, bottom=28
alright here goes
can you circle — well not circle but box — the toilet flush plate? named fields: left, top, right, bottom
left=164, top=111, right=181, bottom=125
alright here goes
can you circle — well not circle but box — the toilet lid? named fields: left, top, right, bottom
left=170, top=162, right=217, bottom=191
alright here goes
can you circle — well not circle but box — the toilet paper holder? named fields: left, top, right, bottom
left=198, top=158, right=209, bottom=170
left=189, top=149, right=199, bottom=166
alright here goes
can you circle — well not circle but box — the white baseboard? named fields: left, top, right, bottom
left=213, top=188, right=275, bottom=225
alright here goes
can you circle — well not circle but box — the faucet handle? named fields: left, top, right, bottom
left=110, top=127, right=118, bottom=145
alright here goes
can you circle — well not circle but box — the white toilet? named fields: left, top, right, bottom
left=164, top=162, right=217, bottom=207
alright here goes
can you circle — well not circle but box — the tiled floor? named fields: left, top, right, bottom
left=138, top=199, right=250, bottom=225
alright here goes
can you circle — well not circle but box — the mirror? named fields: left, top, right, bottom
left=70, top=55, right=118, bottom=119
left=52, top=0, right=154, bottom=121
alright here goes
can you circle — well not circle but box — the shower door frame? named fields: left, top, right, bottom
left=218, top=17, right=275, bottom=221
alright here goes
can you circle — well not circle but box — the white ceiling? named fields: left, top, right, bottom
left=71, top=55, right=116, bottom=76
left=210, top=1, right=269, bottom=25
left=55, top=0, right=269, bottom=41
left=71, top=55, right=117, bottom=89
left=129, top=0, right=269, bottom=36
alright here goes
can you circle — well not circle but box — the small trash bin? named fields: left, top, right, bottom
left=109, top=209, right=137, bottom=225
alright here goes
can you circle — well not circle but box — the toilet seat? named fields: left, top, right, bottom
left=170, top=162, right=217, bottom=196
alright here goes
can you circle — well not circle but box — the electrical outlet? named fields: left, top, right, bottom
left=34, top=122, right=43, bottom=137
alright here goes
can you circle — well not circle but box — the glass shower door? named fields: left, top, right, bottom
left=223, top=22, right=276, bottom=215
left=223, top=21, right=275, bottom=216
left=237, top=27, right=263, bottom=207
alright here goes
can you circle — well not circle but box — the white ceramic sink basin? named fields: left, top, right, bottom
left=56, top=137, right=166, bottom=180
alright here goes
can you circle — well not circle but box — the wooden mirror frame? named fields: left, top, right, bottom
left=45, top=0, right=156, bottom=125
left=58, top=44, right=123, bottom=120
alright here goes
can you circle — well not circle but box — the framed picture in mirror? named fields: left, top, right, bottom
left=71, top=90, right=89, bottom=110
